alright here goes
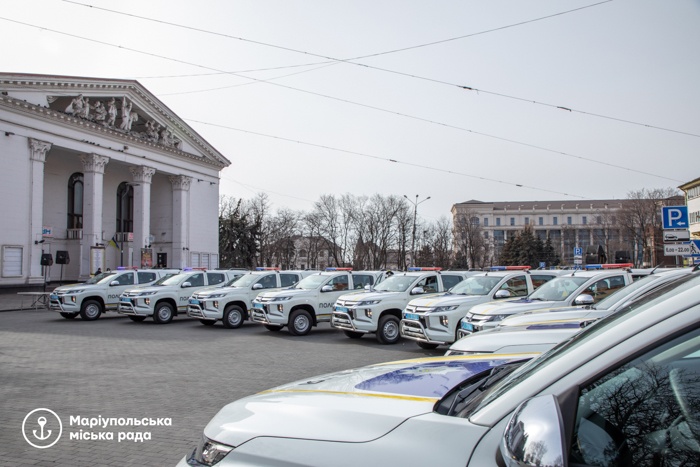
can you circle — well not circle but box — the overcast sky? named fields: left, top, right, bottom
left=2, top=0, right=699, bottom=221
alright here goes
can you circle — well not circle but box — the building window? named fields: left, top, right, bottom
left=510, top=217, right=515, bottom=226
left=2, top=246, right=23, bottom=277
left=567, top=216, right=572, bottom=225
left=483, top=231, right=489, bottom=238
left=553, top=216, right=558, bottom=226
left=484, top=218, right=489, bottom=227
left=538, top=217, right=544, bottom=226
left=596, top=216, right=602, bottom=224
left=470, top=217, right=479, bottom=225
left=582, top=216, right=587, bottom=225
left=116, top=182, right=134, bottom=233
left=496, top=218, right=501, bottom=227
left=67, top=172, right=83, bottom=230
left=524, top=217, right=530, bottom=225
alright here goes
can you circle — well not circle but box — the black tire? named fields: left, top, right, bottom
left=200, top=319, right=216, bottom=326
left=222, top=305, right=245, bottom=329
left=417, top=341, right=439, bottom=350
left=60, top=312, right=78, bottom=319
left=128, top=316, right=147, bottom=322
left=265, top=324, right=283, bottom=332
left=289, top=309, right=313, bottom=336
left=80, top=300, right=102, bottom=321
left=152, top=302, right=174, bottom=324
left=343, top=330, right=363, bottom=339
left=376, top=315, right=400, bottom=345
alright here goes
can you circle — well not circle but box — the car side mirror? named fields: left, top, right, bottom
left=501, top=394, right=566, bottom=467
left=321, top=285, right=334, bottom=292
left=181, top=282, right=192, bottom=288
left=364, top=284, right=371, bottom=290
left=495, top=290, right=512, bottom=299
left=110, top=280, right=120, bottom=287
left=574, top=294, right=595, bottom=306
left=252, top=283, right=263, bottom=290
left=411, top=286, right=425, bottom=295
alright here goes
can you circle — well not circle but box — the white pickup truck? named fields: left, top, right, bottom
left=250, top=269, right=388, bottom=336
left=332, top=268, right=473, bottom=344
left=48, top=268, right=179, bottom=320
left=400, top=267, right=563, bottom=349
left=458, top=264, right=634, bottom=336
left=187, top=268, right=314, bottom=328
left=118, top=269, right=242, bottom=324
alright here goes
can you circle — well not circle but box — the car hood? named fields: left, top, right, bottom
left=204, top=354, right=532, bottom=447
left=499, top=308, right=610, bottom=327
left=408, top=293, right=487, bottom=308
left=338, top=290, right=403, bottom=302
left=449, top=327, right=577, bottom=353
left=53, top=282, right=96, bottom=292
left=257, top=288, right=314, bottom=299
left=469, top=298, right=561, bottom=316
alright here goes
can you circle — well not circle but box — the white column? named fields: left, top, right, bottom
left=130, top=166, right=156, bottom=267
left=80, top=154, right=109, bottom=278
left=169, top=175, right=191, bottom=269
left=28, top=138, right=51, bottom=284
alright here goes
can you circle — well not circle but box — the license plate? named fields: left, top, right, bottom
left=461, top=321, right=474, bottom=332
left=189, top=299, right=200, bottom=305
left=335, top=306, right=349, bottom=313
left=49, top=294, right=58, bottom=300
left=404, top=313, right=419, bottom=321
left=253, top=302, right=263, bottom=309
left=120, top=297, right=131, bottom=303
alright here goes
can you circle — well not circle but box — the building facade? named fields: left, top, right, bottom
left=452, top=199, right=630, bottom=266
left=0, top=73, right=230, bottom=286
left=679, top=177, right=700, bottom=239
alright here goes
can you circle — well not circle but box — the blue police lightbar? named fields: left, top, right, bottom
left=326, top=267, right=353, bottom=271
left=586, top=263, right=633, bottom=270
left=116, top=266, right=126, bottom=270
left=407, top=267, right=442, bottom=271
left=488, top=266, right=531, bottom=271
left=255, top=267, right=280, bottom=271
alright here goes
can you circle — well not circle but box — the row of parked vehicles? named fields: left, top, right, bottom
left=176, top=262, right=700, bottom=466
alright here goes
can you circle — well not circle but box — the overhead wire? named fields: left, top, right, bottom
left=59, top=0, right=700, bottom=139
left=0, top=15, right=684, bottom=185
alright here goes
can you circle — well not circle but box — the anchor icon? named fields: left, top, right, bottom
left=32, top=416, right=52, bottom=441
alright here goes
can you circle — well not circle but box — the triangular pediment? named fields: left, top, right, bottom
left=0, top=72, right=230, bottom=168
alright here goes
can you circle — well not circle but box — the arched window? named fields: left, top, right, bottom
left=116, top=182, right=134, bottom=233
left=67, top=173, right=83, bottom=229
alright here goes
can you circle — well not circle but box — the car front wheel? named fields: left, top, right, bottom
left=376, top=315, right=400, bottom=345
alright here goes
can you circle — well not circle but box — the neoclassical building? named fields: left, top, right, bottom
left=0, top=73, right=230, bottom=286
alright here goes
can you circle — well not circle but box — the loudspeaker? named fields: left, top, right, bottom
left=41, top=253, right=53, bottom=266
left=56, top=250, right=70, bottom=265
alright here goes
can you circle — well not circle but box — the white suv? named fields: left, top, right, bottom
left=400, top=267, right=562, bottom=349
left=332, top=268, right=472, bottom=344
left=48, top=268, right=178, bottom=320
left=118, top=269, right=240, bottom=324
left=187, top=269, right=313, bottom=328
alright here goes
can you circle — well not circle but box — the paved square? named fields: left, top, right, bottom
left=0, top=306, right=440, bottom=466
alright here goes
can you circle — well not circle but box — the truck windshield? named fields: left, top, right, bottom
left=374, top=275, right=419, bottom=292
left=86, top=272, right=116, bottom=284
left=527, top=276, right=589, bottom=301
left=231, top=274, right=265, bottom=288
left=448, top=276, right=502, bottom=296
left=294, top=274, right=332, bottom=290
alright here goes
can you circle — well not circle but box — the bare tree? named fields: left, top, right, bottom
left=617, top=187, right=682, bottom=266
left=453, top=210, right=489, bottom=269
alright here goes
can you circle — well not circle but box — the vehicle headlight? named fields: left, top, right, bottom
left=66, top=289, right=85, bottom=295
left=136, top=291, right=158, bottom=297
left=445, top=350, right=476, bottom=356
left=206, top=293, right=226, bottom=299
left=189, top=435, right=234, bottom=466
left=356, top=300, right=380, bottom=306
left=492, top=314, right=511, bottom=321
left=269, top=296, right=292, bottom=302
left=433, top=305, right=458, bottom=312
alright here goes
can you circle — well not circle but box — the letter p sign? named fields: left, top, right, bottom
left=662, top=206, right=688, bottom=229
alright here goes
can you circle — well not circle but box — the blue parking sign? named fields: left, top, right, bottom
left=662, top=206, right=688, bottom=229
left=573, top=247, right=583, bottom=256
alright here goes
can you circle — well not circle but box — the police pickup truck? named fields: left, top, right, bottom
left=48, top=267, right=179, bottom=320
left=187, top=268, right=314, bottom=328
left=332, top=267, right=473, bottom=345
left=400, top=266, right=562, bottom=349
left=458, top=263, right=634, bottom=337
left=250, top=269, right=388, bottom=336
left=118, top=269, right=241, bottom=324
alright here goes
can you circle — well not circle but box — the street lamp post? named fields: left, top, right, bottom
left=403, top=194, right=430, bottom=268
